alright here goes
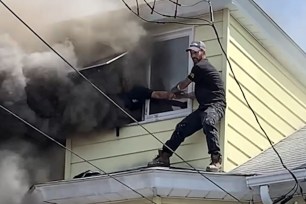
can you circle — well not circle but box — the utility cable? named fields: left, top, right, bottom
left=150, top=0, right=156, bottom=14
left=124, top=0, right=306, bottom=201
left=0, top=104, right=157, bottom=204
left=167, top=0, right=208, bottom=7
left=207, top=1, right=304, bottom=202
left=122, top=0, right=211, bottom=26
left=142, top=0, right=212, bottom=24
left=0, top=0, right=243, bottom=203
left=0, top=1, right=156, bottom=203
left=174, top=0, right=179, bottom=18
left=213, top=22, right=301, bottom=202
left=136, top=0, right=140, bottom=15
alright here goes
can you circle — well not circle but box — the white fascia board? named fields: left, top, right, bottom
left=26, top=168, right=251, bottom=204
left=246, top=169, right=306, bottom=187
left=230, top=0, right=306, bottom=88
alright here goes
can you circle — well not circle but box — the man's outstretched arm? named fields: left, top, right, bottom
left=151, top=91, right=175, bottom=100
left=171, top=77, right=192, bottom=94
left=175, top=92, right=195, bottom=100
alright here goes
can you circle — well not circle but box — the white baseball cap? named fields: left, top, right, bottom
left=186, top=41, right=206, bottom=52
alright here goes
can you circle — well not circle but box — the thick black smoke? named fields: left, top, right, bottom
left=1, top=39, right=151, bottom=136
left=0, top=2, right=150, bottom=203
left=23, top=40, right=151, bottom=139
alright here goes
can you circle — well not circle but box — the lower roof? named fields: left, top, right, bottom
left=24, top=166, right=306, bottom=204
left=25, top=167, right=252, bottom=204
left=231, top=125, right=306, bottom=175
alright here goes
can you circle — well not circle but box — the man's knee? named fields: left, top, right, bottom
left=202, top=117, right=216, bottom=127
left=202, top=108, right=220, bottom=127
left=175, top=121, right=188, bottom=132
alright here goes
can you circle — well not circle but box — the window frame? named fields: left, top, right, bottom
left=142, top=27, right=195, bottom=123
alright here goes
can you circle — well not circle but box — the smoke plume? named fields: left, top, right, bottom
left=0, top=0, right=150, bottom=203
left=0, top=151, right=29, bottom=204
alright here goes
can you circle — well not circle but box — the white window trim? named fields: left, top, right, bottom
left=143, top=27, right=195, bottom=123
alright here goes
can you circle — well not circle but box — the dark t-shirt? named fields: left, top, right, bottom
left=188, top=59, right=226, bottom=107
left=120, top=86, right=153, bottom=111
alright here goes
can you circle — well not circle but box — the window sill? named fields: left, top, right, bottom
left=126, top=108, right=192, bottom=127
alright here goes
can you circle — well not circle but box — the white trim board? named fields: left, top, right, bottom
left=25, top=167, right=252, bottom=204
left=24, top=167, right=306, bottom=204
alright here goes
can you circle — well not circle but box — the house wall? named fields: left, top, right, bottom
left=223, top=15, right=306, bottom=171
left=65, top=11, right=228, bottom=179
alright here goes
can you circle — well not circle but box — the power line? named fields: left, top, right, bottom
left=7, top=0, right=302, bottom=202
left=121, top=0, right=211, bottom=26
left=212, top=23, right=301, bottom=201
left=0, top=0, right=243, bottom=203
left=174, top=0, right=178, bottom=18
left=0, top=104, right=157, bottom=204
left=208, top=4, right=304, bottom=202
left=123, top=0, right=305, bottom=202
left=167, top=0, right=208, bottom=7
left=150, top=0, right=156, bottom=14
left=135, top=0, right=140, bottom=15
left=141, top=0, right=212, bottom=24
left=0, top=1, right=156, bottom=203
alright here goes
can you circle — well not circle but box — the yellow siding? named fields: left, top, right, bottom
left=224, top=16, right=306, bottom=171
left=65, top=12, right=227, bottom=179
left=70, top=120, right=211, bottom=176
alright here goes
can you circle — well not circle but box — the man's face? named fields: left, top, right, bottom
left=189, top=50, right=204, bottom=64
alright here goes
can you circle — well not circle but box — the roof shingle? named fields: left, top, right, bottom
left=230, top=125, right=306, bottom=174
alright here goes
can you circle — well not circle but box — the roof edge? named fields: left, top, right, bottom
left=230, top=0, right=306, bottom=88
left=25, top=168, right=251, bottom=203
left=247, top=168, right=306, bottom=187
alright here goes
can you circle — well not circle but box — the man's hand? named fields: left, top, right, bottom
left=170, top=84, right=181, bottom=94
left=167, top=92, right=175, bottom=100
left=151, top=91, right=176, bottom=100
left=174, top=92, right=195, bottom=100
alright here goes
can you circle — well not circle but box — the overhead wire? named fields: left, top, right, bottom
left=126, top=0, right=306, bottom=202
left=121, top=0, right=211, bottom=26
left=212, top=21, right=301, bottom=203
left=142, top=0, right=212, bottom=24
left=0, top=1, right=156, bottom=204
left=0, top=0, right=243, bottom=203
left=136, top=0, right=140, bottom=15
left=0, top=104, right=157, bottom=204
left=207, top=1, right=303, bottom=202
left=150, top=0, right=156, bottom=14
left=174, top=0, right=179, bottom=18
left=167, top=0, right=207, bottom=7
left=3, top=0, right=303, bottom=202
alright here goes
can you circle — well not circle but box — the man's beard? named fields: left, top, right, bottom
left=192, top=58, right=199, bottom=64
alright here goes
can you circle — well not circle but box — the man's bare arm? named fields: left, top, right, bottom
left=171, top=77, right=192, bottom=93
left=151, top=91, right=175, bottom=100
left=175, top=92, right=195, bottom=100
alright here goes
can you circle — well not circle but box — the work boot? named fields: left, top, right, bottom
left=206, top=152, right=222, bottom=172
left=147, top=150, right=171, bottom=167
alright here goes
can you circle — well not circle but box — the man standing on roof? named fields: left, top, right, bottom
left=148, top=41, right=226, bottom=172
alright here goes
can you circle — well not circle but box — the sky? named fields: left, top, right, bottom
left=254, top=0, right=306, bottom=53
